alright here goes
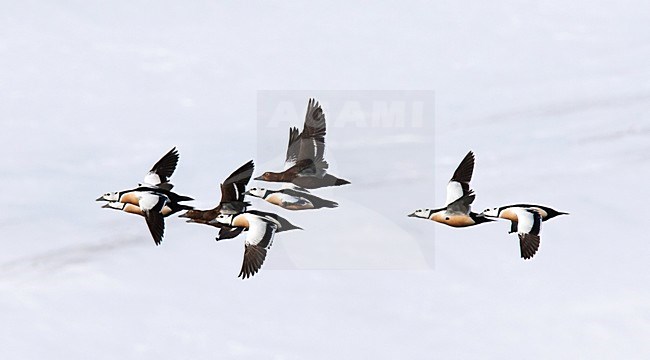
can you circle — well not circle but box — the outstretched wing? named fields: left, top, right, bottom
left=516, top=209, right=542, bottom=260
left=283, top=127, right=301, bottom=170
left=444, top=151, right=475, bottom=206
left=518, top=233, right=540, bottom=260
left=143, top=147, right=179, bottom=186
left=220, top=160, right=255, bottom=204
left=297, top=98, right=328, bottom=171
left=239, top=217, right=277, bottom=279
left=139, top=193, right=167, bottom=246
left=144, top=211, right=165, bottom=246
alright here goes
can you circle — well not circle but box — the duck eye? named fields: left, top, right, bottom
left=445, top=217, right=450, bottom=220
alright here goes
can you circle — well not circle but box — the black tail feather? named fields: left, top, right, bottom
left=334, top=178, right=350, bottom=186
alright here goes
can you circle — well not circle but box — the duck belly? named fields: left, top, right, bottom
left=266, top=193, right=314, bottom=210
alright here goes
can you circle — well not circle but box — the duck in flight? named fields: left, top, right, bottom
left=481, top=204, right=568, bottom=233
left=96, top=147, right=193, bottom=204
left=102, top=200, right=189, bottom=217
left=211, top=211, right=301, bottom=279
left=408, top=151, right=492, bottom=227
left=101, top=196, right=192, bottom=246
left=246, top=186, right=338, bottom=210
left=481, top=204, right=567, bottom=259
left=255, top=98, right=350, bottom=189
left=488, top=207, right=543, bottom=259
left=179, top=160, right=255, bottom=240
left=96, top=147, right=193, bottom=245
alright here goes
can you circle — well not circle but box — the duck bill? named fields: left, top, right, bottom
left=253, top=176, right=264, bottom=181
left=95, top=196, right=105, bottom=201
left=101, top=203, right=111, bottom=208
left=407, top=212, right=417, bottom=217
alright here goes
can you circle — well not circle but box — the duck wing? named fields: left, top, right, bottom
left=516, top=208, right=542, bottom=260
left=139, top=192, right=167, bottom=246
left=143, top=147, right=179, bottom=187
left=297, top=98, right=328, bottom=173
left=444, top=151, right=475, bottom=206
left=238, top=216, right=277, bottom=279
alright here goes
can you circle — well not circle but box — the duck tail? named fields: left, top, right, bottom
left=169, top=202, right=194, bottom=214
left=319, top=199, right=339, bottom=208
left=334, top=178, right=350, bottom=186
left=175, top=194, right=194, bottom=202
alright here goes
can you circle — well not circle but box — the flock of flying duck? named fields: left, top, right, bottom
left=407, top=150, right=568, bottom=260
left=96, top=98, right=567, bottom=279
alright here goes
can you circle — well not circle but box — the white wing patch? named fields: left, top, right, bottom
left=514, top=208, right=541, bottom=235
left=244, top=215, right=277, bottom=248
left=276, top=193, right=301, bottom=205
left=138, top=192, right=165, bottom=211
left=143, top=172, right=162, bottom=187
left=232, top=184, right=240, bottom=201
left=444, top=181, right=464, bottom=206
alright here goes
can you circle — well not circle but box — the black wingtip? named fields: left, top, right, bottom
left=224, top=160, right=256, bottom=186
left=289, top=127, right=300, bottom=138
left=519, top=233, right=540, bottom=260
left=242, top=159, right=255, bottom=170
left=149, top=147, right=180, bottom=184
left=164, top=146, right=179, bottom=158
left=144, top=210, right=165, bottom=247
left=450, top=151, right=475, bottom=184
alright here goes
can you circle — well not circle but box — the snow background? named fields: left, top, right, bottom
left=1, top=0, right=649, bottom=358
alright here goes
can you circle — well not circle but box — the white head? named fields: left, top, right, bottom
left=212, top=213, right=233, bottom=226
left=96, top=191, right=120, bottom=202
left=481, top=207, right=500, bottom=217
left=246, top=187, right=269, bottom=198
left=408, top=208, right=433, bottom=219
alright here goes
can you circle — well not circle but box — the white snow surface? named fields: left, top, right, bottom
left=1, top=1, right=649, bottom=359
